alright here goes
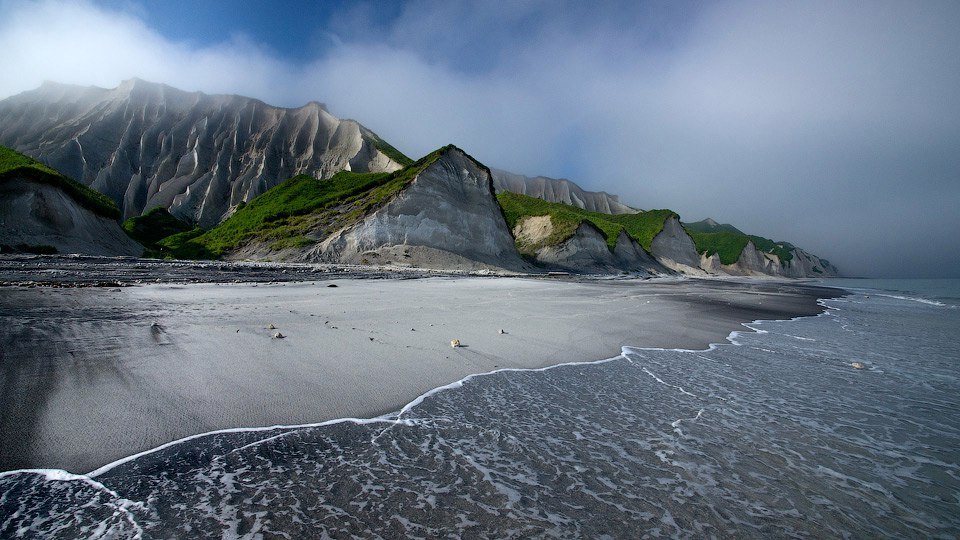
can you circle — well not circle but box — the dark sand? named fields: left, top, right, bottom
left=0, top=268, right=841, bottom=473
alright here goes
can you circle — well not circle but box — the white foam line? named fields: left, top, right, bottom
left=876, top=293, right=947, bottom=307
left=86, top=417, right=396, bottom=478
left=3, top=289, right=846, bottom=485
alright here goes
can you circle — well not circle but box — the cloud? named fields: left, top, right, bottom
left=1, top=0, right=958, bottom=276
left=0, top=0, right=296, bottom=102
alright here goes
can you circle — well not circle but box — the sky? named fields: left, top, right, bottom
left=1, top=0, right=958, bottom=277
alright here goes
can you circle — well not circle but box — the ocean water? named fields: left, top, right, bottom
left=1, top=279, right=959, bottom=538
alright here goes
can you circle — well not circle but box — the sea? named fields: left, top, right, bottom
left=1, top=278, right=958, bottom=538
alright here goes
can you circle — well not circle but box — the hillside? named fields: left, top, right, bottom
left=683, top=218, right=745, bottom=236
left=0, top=146, right=119, bottom=219
left=157, top=158, right=434, bottom=259
left=685, top=230, right=794, bottom=265
left=121, top=206, right=194, bottom=257
left=683, top=218, right=838, bottom=276
left=496, top=192, right=674, bottom=254
left=0, top=146, right=141, bottom=256
left=0, top=79, right=409, bottom=227
left=155, top=145, right=528, bottom=272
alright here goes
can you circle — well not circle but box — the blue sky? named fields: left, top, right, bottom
left=1, top=0, right=959, bottom=277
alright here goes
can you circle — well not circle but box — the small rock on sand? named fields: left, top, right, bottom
left=267, top=324, right=277, bottom=329
left=273, top=332, right=285, bottom=339
left=851, top=362, right=865, bottom=369
left=498, top=329, right=506, bottom=334
left=450, top=339, right=461, bottom=348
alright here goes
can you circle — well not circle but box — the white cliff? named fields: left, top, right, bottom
left=491, top=169, right=637, bottom=214
left=0, top=79, right=406, bottom=227
left=307, top=147, right=530, bottom=272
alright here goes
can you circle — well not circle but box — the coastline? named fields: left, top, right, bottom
left=0, top=274, right=843, bottom=473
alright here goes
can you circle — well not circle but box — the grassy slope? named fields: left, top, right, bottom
left=0, top=146, right=120, bottom=219
left=685, top=230, right=794, bottom=265
left=122, top=206, right=194, bottom=257
left=684, top=219, right=745, bottom=235
left=159, top=146, right=450, bottom=259
left=496, top=192, right=676, bottom=255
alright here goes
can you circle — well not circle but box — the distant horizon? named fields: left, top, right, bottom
left=1, top=0, right=958, bottom=278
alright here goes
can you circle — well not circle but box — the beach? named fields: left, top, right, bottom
left=0, top=272, right=837, bottom=473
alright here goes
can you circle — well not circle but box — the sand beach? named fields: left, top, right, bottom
left=0, top=269, right=839, bottom=473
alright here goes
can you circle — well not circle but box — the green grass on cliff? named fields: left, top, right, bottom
left=685, top=230, right=794, bottom=265
left=0, top=145, right=120, bottom=219
left=496, top=192, right=676, bottom=255
left=122, top=206, right=194, bottom=257
left=158, top=146, right=451, bottom=259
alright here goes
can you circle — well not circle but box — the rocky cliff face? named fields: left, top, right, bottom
left=491, top=169, right=636, bottom=214
left=781, top=248, right=840, bottom=278
left=698, top=241, right=839, bottom=278
left=649, top=217, right=706, bottom=274
left=0, top=79, right=405, bottom=227
left=513, top=218, right=664, bottom=275
left=0, top=176, right=142, bottom=256
left=306, top=147, right=529, bottom=272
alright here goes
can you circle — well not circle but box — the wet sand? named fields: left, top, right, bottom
left=0, top=274, right=841, bottom=473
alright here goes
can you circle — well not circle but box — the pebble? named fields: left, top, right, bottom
left=273, top=332, right=285, bottom=339
left=450, top=339, right=461, bottom=348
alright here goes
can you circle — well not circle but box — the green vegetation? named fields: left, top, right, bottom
left=683, top=217, right=796, bottom=265
left=159, top=146, right=451, bottom=259
left=0, top=145, right=120, bottom=219
left=684, top=219, right=745, bottom=235
left=122, top=206, right=194, bottom=257
left=371, top=135, right=414, bottom=167
left=685, top=230, right=794, bottom=265
left=496, top=192, right=676, bottom=255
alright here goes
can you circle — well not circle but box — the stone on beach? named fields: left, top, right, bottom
left=450, top=339, right=461, bottom=348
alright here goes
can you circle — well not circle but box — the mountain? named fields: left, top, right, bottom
left=497, top=192, right=668, bottom=275
left=495, top=195, right=837, bottom=277
left=0, top=79, right=409, bottom=227
left=683, top=218, right=745, bottom=235
left=161, top=146, right=530, bottom=272
left=490, top=169, right=637, bottom=214
left=0, top=146, right=142, bottom=256
left=682, top=218, right=839, bottom=277
left=0, top=80, right=838, bottom=277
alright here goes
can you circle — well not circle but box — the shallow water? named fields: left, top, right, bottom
left=1, top=280, right=958, bottom=538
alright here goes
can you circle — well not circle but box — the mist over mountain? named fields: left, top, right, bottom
left=0, top=79, right=405, bottom=227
